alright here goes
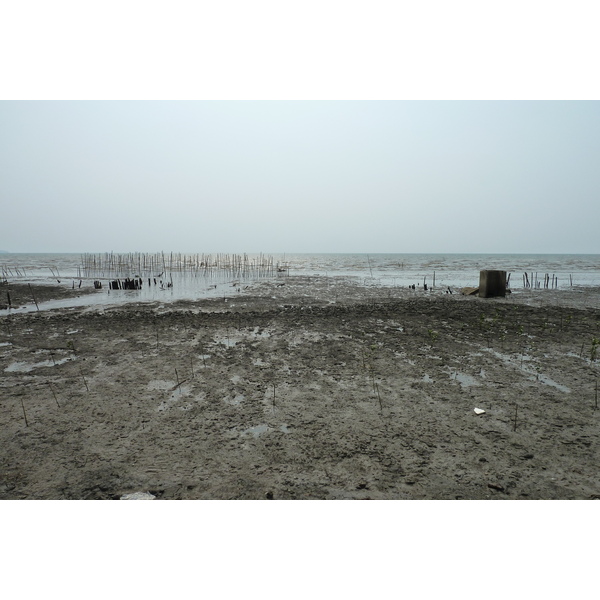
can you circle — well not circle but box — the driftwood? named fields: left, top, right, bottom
left=461, top=287, right=479, bottom=296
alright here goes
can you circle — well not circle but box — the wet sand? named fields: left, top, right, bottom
left=1, top=277, right=599, bottom=499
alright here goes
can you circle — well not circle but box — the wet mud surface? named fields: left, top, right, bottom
left=0, top=282, right=98, bottom=310
left=1, top=277, right=599, bottom=499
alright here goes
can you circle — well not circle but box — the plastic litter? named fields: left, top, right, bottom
left=120, top=491, right=156, bottom=500
left=474, top=408, right=486, bottom=415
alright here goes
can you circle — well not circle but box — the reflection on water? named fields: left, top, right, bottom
left=0, top=276, right=257, bottom=314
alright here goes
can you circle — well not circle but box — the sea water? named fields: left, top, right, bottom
left=280, top=253, right=600, bottom=288
left=1, top=252, right=598, bottom=312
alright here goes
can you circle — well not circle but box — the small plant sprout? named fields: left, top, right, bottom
left=80, top=368, right=89, bottom=392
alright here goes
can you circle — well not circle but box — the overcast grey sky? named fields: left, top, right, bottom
left=1, top=101, right=599, bottom=254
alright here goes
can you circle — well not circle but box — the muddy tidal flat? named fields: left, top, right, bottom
left=1, top=277, right=599, bottom=499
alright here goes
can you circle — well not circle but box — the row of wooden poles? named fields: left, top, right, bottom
left=1, top=266, right=27, bottom=278
left=78, top=252, right=288, bottom=280
left=522, top=272, right=572, bottom=289
left=1, top=266, right=63, bottom=279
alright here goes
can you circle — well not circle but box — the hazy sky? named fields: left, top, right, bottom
left=1, top=101, right=599, bottom=254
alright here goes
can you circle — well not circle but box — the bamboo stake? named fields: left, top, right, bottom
left=28, top=284, right=40, bottom=311
left=21, top=398, right=29, bottom=427
left=48, top=383, right=60, bottom=408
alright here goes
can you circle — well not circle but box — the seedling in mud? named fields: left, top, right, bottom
left=80, top=368, right=89, bottom=392
left=362, top=344, right=378, bottom=372
left=427, top=329, right=439, bottom=343
left=375, top=381, right=383, bottom=412
left=591, top=338, right=599, bottom=362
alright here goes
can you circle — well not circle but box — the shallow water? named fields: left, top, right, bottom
left=4, top=356, right=75, bottom=372
left=282, top=252, right=600, bottom=288
left=449, top=371, right=480, bottom=388
left=0, top=277, right=254, bottom=315
left=243, top=424, right=269, bottom=438
left=1, top=252, right=599, bottom=313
